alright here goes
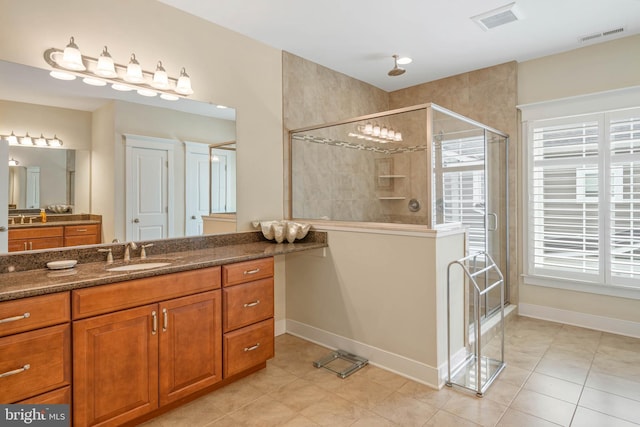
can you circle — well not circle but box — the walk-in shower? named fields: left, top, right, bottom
left=289, top=103, right=509, bottom=309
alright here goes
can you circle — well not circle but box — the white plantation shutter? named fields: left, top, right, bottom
left=526, top=108, right=640, bottom=290
left=609, top=113, right=640, bottom=285
left=440, top=136, right=486, bottom=254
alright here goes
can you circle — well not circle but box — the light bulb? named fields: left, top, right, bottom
left=6, top=131, right=18, bottom=145
left=388, top=129, right=395, bottom=139
left=152, top=61, right=169, bottom=89
left=394, top=132, right=402, bottom=141
left=372, top=124, right=381, bottom=137
left=380, top=127, right=388, bottom=138
left=95, top=46, right=117, bottom=78
left=35, top=134, right=48, bottom=146
left=364, top=123, right=373, bottom=135
left=175, top=67, right=193, bottom=95
left=20, top=133, right=33, bottom=145
left=160, top=93, right=179, bottom=101
left=125, top=53, right=144, bottom=83
left=60, top=36, right=85, bottom=71
left=49, top=135, right=62, bottom=147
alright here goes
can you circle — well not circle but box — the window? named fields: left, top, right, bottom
left=525, top=107, right=640, bottom=292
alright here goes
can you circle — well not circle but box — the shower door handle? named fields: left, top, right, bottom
left=487, top=213, right=498, bottom=232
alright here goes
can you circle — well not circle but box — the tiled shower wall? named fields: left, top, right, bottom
left=283, top=53, right=518, bottom=302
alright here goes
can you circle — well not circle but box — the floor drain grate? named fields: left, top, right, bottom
left=313, top=350, right=368, bottom=379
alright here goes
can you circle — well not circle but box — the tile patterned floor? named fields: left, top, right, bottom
left=142, top=316, right=640, bottom=426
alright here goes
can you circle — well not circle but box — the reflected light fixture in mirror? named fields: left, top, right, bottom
left=8, top=158, right=19, bottom=166
left=44, top=36, right=194, bottom=101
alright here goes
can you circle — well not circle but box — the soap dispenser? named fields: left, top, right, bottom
left=40, top=208, right=47, bottom=223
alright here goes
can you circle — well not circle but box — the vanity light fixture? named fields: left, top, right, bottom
left=2, top=132, right=63, bottom=147
left=44, top=36, right=194, bottom=101
left=8, top=158, right=19, bottom=166
left=348, top=122, right=403, bottom=143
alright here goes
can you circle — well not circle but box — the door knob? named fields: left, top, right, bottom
left=191, top=215, right=197, bottom=219
left=133, top=218, right=140, bottom=223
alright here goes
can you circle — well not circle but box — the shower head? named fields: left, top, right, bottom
left=387, top=55, right=406, bottom=77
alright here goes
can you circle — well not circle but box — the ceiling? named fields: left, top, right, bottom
left=158, top=0, right=640, bottom=92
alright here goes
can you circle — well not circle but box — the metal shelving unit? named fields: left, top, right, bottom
left=446, top=251, right=505, bottom=397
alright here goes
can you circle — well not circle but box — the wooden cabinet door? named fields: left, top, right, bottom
left=73, top=304, right=159, bottom=427
left=159, top=290, right=222, bottom=406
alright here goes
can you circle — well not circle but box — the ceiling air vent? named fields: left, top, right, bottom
left=579, top=26, right=625, bottom=43
left=471, top=2, right=522, bottom=31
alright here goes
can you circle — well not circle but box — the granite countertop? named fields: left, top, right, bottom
left=0, top=232, right=327, bottom=302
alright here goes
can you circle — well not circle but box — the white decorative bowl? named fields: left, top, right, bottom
left=254, top=220, right=311, bottom=243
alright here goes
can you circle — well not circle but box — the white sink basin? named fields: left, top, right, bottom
left=107, top=262, right=171, bottom=272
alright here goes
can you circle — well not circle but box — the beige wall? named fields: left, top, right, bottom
left=518, top=34, right=640, bottom=105
left=517, top=35, right=640, bottom=325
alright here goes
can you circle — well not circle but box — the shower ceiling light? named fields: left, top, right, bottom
left=44, top=36, right=194, bottom=101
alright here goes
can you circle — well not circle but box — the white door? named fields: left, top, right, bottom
left=0, top=140, right=8, bottom=253
left=26, top=166, right=40, bottom=209
left=210, top=148, right=236, bottom=213
left=125, top=135, right=175, bottom=241
left=184, top=142, right=209, bottom=236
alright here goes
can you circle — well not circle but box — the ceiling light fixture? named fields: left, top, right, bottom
left=2, top=132, right=63, bottom=147
left=388, top=54, right=406, bottom=77
left=44, top=36, right=194, bottom=101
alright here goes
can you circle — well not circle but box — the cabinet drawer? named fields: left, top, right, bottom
left=65, top=224, right=100, bottom=236
left=72, top=267, right=221, bottom=319
left=0, top=293, right=70, bottom=338
left=17, top=386, right=71, bottom=404
left=223, top=278, right=274, bottom=332
left=222, top=258, right=274, bottom=287
left=0, top=324, right=71, bottom=403
left=9, top=226, right=64, bottom=239
left=64, top=234, right=100, bottom=247
left=223, top=318, right=274, bottom=378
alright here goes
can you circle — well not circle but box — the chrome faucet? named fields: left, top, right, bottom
left=124, top=241, right=138, bottom=262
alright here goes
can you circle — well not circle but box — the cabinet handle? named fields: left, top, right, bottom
left=76, top=229, right=88, bottom=232
left=244, top=268, right=260, bottom=275
left=0, top=312, right=30, bottom=324
left=243, top=300, right=260, bottom=308
left=0, top=364, right=30, bottom=378
left=24, top=242, right=27, bottom=251
left=162, top=308, right=168, bottom=332
left=243, top=343, right=260, bottom=352
left=29, top=242, right=33, bottom=250
left=151, top=311, right=157, bottom=335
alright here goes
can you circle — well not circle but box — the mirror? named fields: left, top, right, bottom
left=210, top=142, right=236, bottom=214
left=8, top=145, right=74, bottom=210
left=0, top=59, right=236, bottom=253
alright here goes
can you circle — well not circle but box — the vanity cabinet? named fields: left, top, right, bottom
left=64, top=224, right=101, bottom=247
left=72, top=267, right=222, bottom=427
left=8, top=226, right=64, bottom=252
left=222, top=258, right=275, bottom=378
left=8, top=223, right=101, bottom=252
left=0, top=293, right=71, bottom=404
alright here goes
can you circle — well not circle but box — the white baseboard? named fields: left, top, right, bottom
left=285, top=319, right=443, bottom=388
left=275, top=318, right=287, bottom=336
left=518, top=303, right=640, bottom=338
